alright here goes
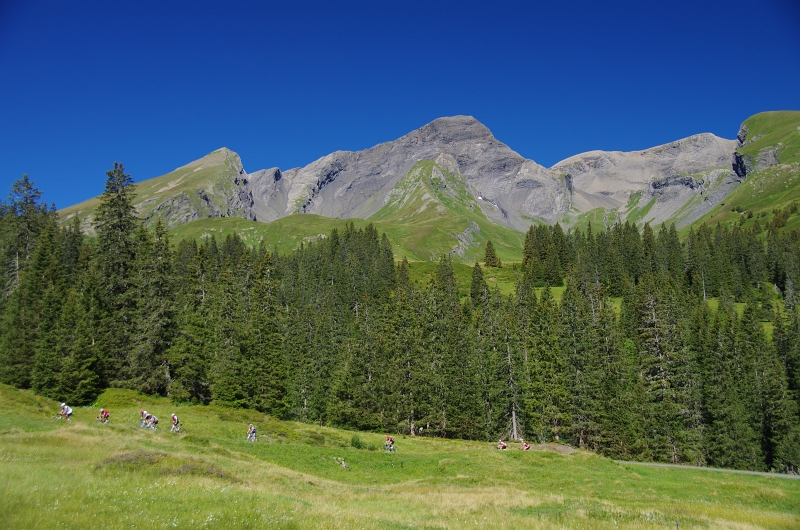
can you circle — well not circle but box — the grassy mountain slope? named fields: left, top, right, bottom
left=369, top=160, right=525, bottom=262
left=738, top=111, right=800, bottom=166
left=2, top=383, right=798, bottom=529
left=685, top=111, right=800, bottom=233
left=60, top=148, right=246, bottom=235
left=168, top=215, right=374, bottom=256
left=167, top=160, right=527, bottom=264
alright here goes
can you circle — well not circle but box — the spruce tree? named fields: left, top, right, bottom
left=128, top=220, right=175, bottom=394
left=93, top=163, right=139, bottom=382
left=242, top=252, right=288, bottom=416
left=470, top=262, right=489, bottom=307
left=484, top=240, right=501, bottom=268
left=56, top=288, right=101, bottom=404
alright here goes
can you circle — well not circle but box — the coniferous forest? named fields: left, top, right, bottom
left=2, top=166, right=800, bottom=474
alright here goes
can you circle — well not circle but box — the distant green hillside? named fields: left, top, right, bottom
left=167, top=160, right=527, bottom=264
left=61, top=148, right=246, bottom=235
left=738, top=110, right=800, bottom=165
left=369, top=160, right=524, bottom=262
left=688, top=111, right=800, bottom=232
left=168, top=215, right=374, bottom=256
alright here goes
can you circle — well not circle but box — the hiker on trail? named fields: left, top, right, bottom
left=497, top=439, right=507, bottom=450
left=58, top=403, right=72, bottom=420
left=170, top=413, right=180, bottom=432
left=97, top=409, right=110, bottom=423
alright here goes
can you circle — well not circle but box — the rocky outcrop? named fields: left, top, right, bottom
left=551, top=133, right=738, bottom=226
left=60, top=117, right=751, bottom=236
left=249, top=116, right=569, bottom=231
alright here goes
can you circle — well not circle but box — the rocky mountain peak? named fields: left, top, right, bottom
left=401, top=115, right=495, bottom=145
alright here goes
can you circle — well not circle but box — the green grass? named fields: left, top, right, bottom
left=1, top=384, right=798, bottom=529
left=168, top=215, right=375, bottom=256
left=369, top=161, right=525, bottom=263
left=60, top=148, right=245, bottom=235
left=689, top=163, right=800, bottom=232
left=738, top=111, right=800, bottom=166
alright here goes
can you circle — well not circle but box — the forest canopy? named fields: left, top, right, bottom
left=1, top=168, right=800, bottom=474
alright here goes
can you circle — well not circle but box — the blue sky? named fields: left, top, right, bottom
left=1, top=0, right=798, bottom=208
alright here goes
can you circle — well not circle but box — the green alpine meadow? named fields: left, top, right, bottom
left=1, top=384, right=799, bottom=529
left=3, top=110, right=800, bottom=528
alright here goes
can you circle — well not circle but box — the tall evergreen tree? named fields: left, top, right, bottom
left=93, top=163, right=139, bottom=383
left=483, top=240, right=501, bottom=268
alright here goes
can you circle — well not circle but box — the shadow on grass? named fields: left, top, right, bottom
left=95, top=450, right=240, bottom=482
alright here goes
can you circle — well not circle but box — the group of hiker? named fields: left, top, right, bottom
left=139, top=410, right=182, bottom=432
left=58, top=404, right=535, bottom=453
left=497, top=439, right=530, bottom=451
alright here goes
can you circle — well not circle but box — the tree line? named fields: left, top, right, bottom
left=1, top=166, right=799, bottom=473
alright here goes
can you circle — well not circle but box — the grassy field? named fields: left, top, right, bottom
left=1, top=384, right=798, bottom=529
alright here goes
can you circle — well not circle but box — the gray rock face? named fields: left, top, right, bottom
left=550, top=133, right=738, bottom=226
left=243, top=116, right=570, bottom=231
left=66, top=117, right=748, bottom=235
left=229, top=117, right=739, bottom=231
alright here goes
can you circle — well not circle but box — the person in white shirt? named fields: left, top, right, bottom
left=58, top=403, right=72, bottom=420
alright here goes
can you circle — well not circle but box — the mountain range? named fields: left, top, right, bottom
left=60, top=111, right=800, bottom=261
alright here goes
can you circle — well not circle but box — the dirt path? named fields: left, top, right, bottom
left=615, top=460, right=800, bottom=480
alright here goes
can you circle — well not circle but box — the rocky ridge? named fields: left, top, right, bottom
left=62, top=115, right=767, bottom=237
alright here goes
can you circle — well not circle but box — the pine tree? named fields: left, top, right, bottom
left=703, top=293, right=764, bottom=470
left=242, top=252, right=288, bottom=416
left=56, top=289, right=101, bottom=405
left=470, top=262, right=489, bottom=307
left=484, top=240, right=501, bottom=268
left=93, top=163, right=139, bottom=382
left=128, top=220, right=175, bottom=394
left=525, top=286, right=571, bottom=443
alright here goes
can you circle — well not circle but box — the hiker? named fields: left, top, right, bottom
left=170, top=413, right=180, bottom=432
left=497, top=439, right=507, bottom=450
left=97, top=409, right=110, bottom=423
left=58, top=403, right=72, bottom=420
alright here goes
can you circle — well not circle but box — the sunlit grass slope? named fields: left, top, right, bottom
left=2, top=384, right=798, bottom=529
left=738, top=111, right=800, bottom=166
left=168, top=215, right=374, bottom=256
left=166, top=160, right=528, bottom=265
left=369, top=160, right=525, bottom=263
left=60, top=148, right=245, bottom=235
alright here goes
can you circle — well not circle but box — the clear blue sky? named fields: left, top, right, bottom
left=1, top=0, right=799, bottom=209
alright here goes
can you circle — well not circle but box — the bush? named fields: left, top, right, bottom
left=351, top=435, right=364, bottom=449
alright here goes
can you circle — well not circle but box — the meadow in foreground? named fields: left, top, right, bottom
left=1, top=384, right=798, bottom=529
